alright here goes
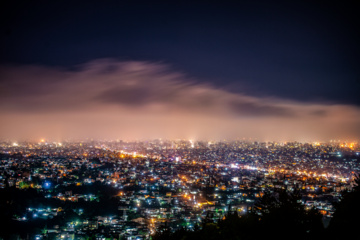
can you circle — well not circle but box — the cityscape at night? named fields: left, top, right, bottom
left=0, top=139, right=359, bottom=239
left=0, top=1, right=359, bottom=240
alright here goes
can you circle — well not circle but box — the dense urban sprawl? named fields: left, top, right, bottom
left=0, top=140, right=359, bottom=239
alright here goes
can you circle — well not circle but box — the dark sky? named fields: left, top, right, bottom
left=1, top=0, right=359, bottom=104
left=0, top=1, right=359, bottom=141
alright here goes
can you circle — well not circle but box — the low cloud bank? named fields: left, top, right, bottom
left=1, top=59, right=359, bottom=141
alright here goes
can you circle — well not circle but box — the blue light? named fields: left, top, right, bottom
left=44, top=182, right=51, bottom=189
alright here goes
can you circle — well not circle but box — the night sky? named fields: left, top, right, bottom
left=0, top=1, right=359, bottom=141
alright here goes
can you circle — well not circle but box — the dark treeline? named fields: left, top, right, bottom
left=154, top=174, right=360, bottom=240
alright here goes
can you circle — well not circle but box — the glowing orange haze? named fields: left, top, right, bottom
left=1, top=59, right=359, bottom=142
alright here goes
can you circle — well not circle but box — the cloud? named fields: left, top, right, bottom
left=0, top=59, right=359, bottom=141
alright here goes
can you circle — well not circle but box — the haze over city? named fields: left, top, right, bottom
left=1, top=59, right=360, bottom=142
